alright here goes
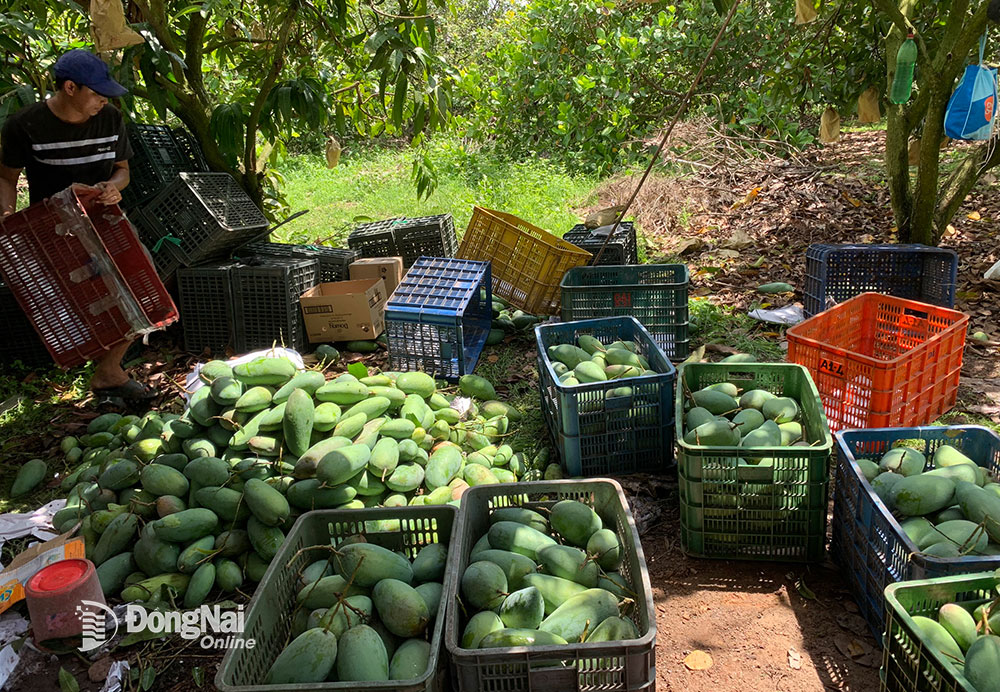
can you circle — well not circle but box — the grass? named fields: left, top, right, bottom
left=275, top=136, right=598, bottom=245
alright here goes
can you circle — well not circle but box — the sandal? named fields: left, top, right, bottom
left=92, top=379, right=157, bottom=402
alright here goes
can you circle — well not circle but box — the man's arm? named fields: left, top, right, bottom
left=0, top=164, right=21, bottom=217
left=92, top=161, right=129, bottom=206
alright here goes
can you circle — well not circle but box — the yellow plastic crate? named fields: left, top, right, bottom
left=457, top=207, right=591, bottom=315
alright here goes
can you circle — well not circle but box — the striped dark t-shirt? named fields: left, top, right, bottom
left=0, top=101, right=132, bottom=205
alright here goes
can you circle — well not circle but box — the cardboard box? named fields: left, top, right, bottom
left=300, top=278, right=387, bottom=343
left=349, top=257, right=405, bottom=296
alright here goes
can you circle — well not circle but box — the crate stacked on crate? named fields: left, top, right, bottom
left=395, top=215, right=459, bottom=267
left=535, top=316, right=676, bottom=476
left=384, top=256, right=491, bottom=380
left=882, top=571, right=1000, bottom=692
left=831, top=425, right=1000, bottom=640
left=231, top=256, right=319, bottom=352
left=247, top=242, right=360, bottom=282
left=445, top=479, right=656, bottom=692
left=787, top=293, right=969, bottom=432
left=347, top=217, right=405, bottom=260
left=459, top=207, right=591, bottom=315
left=560, top=264, right=690, bottom=360
left=564, top=221, right=638, bottom=265
left=176, top=262, right=238, bottom=353
left=121, top=124, right=208, bottom=210
left=131, top=172, right=269, bottom=281
left=0, top=277, right=50, bottom=364
left=216, top=505, right=458, bottom=692
left=676, top=362, right=833, bottom=563
left=803, top=243, right=958, bottom=317
left=0, top=189, right=178, bottom=367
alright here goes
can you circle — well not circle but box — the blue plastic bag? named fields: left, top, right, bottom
left=944, top=34, right=997, bottom=141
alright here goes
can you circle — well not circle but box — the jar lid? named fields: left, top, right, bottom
left=27, top=559, right=91, bottom=595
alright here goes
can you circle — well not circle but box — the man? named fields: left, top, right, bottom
left=0, top=49, right=154, bottom=404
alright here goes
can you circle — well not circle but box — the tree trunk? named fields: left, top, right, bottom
left=884, top=27, right=914, bottom=240
left=909, top=86, right=951, bottom=245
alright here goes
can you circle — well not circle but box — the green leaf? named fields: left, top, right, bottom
left=192, top=667, right=205, bottom=687
left=58, top=668, right=79, bottom=692
left=347, top=362, right=368, bottom=379
left=140, top=665, right=156, bottom=691
left=392, top=71, right=408, bottom=128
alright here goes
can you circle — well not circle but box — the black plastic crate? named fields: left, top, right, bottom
left=177, top=262, right=237, bottom=354
left=564, top=222, right=638, bottom=265
left=803, top=243, right=958, bottom=317
left=247, top=242, right=360, bottom=283
left=0, top=278, right=50, bottom=365
left=171, top=127, right=208, bottom=171
left=385, top=256, right=491, bottom=380
left=395, top=215, right=458, bottom=267
left=347, top=217, right=404, bottom=259
left=121, top=124, right=208, bottom=210
left=129, top=208, right=182, bottom=281
left=231, top=257, right=319, bottom=352
left=138, top=172, right=269, bottom=268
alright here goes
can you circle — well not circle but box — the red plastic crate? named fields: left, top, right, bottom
left=0, top=188, right=178, bottom=367
left=786, top=293, right=967, bottom=431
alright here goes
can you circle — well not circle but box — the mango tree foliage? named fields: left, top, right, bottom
left=1, top=0, right=454, bottom=211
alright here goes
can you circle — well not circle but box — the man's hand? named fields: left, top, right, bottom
left=93, top=181, right=122, bottom=206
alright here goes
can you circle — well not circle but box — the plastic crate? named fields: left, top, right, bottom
left=0, top=278, right=50, bottom=364
left=137, top=172, right=269, bottom=268
left=216, top=505, right=458, bottom=692
left=560, top=264, right=690, bottom=360
left=231, top=257, right=319, bottom=352
left=121, top=124, right=208, bottom=210
left=394, top=215, right=459, bottom=267
left=564, top=222, right=638, bottom=265
left=348, top=217, right=406, bottom=259
left=445, top=479, right=656, bottom=692
left=171, top=127, right=208, bottom=171
left=803, top=244, right=958, bottom=318
left=831, top=426, right=1000, bottom=641
left=882, top=571, right=998, bottom=692
left=128, top=207, right=183, bottom=280
left=176, top=262, right=237, bottom=354
left=385, top=257, right=491, bottom=380
left=458, top=207, right=592, bottom=315
left=535, top=317, right=676, bottom=476
left=247, top=242, right=360, bottom=283
left=676, top=362, right=833, bottom=563
left=0, top=189, right=178, bottom=368
left=786, top=293, right=969, bottom=432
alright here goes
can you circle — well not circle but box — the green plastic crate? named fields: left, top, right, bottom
left=676, top=362, right=833, bottom=562
left=559, top=264, right=690, bottom=360
left=444, top=479, right=656, bottom=692
left=882, top=571, right=1000, bottom=692
left=216, top=506, right=457, bottom=692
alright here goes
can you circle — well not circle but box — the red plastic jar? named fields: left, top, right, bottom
left=26, top=558, right=107, bottom=652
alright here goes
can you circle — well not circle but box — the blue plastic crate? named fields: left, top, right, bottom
left=803, top=244, right=958, bottom=317
left=831, top=425, right=1000, bottom=641
left=560, top=264, right=689, bottom=360
left=535, top=316, right=676, bottom=476
left=385, top=256, right=491, bottom=380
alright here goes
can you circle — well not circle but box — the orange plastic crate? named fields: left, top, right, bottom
left=457, top=207, right=591, bottom=315
left=786, top=293, right=967, bottom=432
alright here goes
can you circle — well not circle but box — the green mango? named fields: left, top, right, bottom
left=265, top=628, right=339, bottom=684
left=335, top=543, right=413, bottom=587
left=479, top=628, right=568, bottom=648
left=461, top=560, right=508, bottom=610
left=549, top=500, right=602, bottom=547
left=538, top=588, right=620, bottom=643
left=373, top=578, right=430, bottom=637
left=462, top=611, right=504, bottom=648
left=336, top=625, right=389, bottom=681
left=499, top=586, right=545, bottom=629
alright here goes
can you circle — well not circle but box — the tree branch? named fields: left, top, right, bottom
left=934, top=139, right=1000, bottom=231
left=870, top=0, right=931, bottom=62
left=185, top=10, right=212, bottom=108
left=202, top=37, right=277, bottom=54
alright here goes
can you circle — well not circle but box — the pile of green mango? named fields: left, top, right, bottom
left=488, top=294, right=542, bottom=345
left=857, top=444, right=1000, bottom=557
left=47, top=356, right=540, bottom=609
left=459, top=499, right=640, bottom=649
left=682, top=380, right=809, bottom=465
left=266, top=538, right=448, bottom=684
left=906, top=597, right=1000, bottom=690
left=545, top=335, right=663, bottom=388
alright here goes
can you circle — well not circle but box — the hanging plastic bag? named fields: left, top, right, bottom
left=90, top=0, right=144, bottom=52
left=857, top=86, right=881, bottom=123
left=795, top=0, right=818, bottom=24
left=325, top=135, right=342, bottom=168
left=944, top=33, right=998, bottom=141
left=819, top=107, right=840, bottom=143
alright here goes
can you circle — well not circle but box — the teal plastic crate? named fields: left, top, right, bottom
left=676, top=362, right=833, bottom=562
left=559, top=264, right=689, bottom=360
left=882, top=571, right=999, bottom=692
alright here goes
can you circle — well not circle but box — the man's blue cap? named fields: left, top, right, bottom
left=53, top=50, right=127, bottom=98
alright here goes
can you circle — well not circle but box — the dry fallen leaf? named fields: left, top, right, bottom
left=788, top=648, right=802, bottom=670
left=487, top=355, right=499, bottom=363
left=684, top=650, right=714, bottom=671
left=841, top=190, right=862, bottom=207
left=968, top=211, right=982, bottom=221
